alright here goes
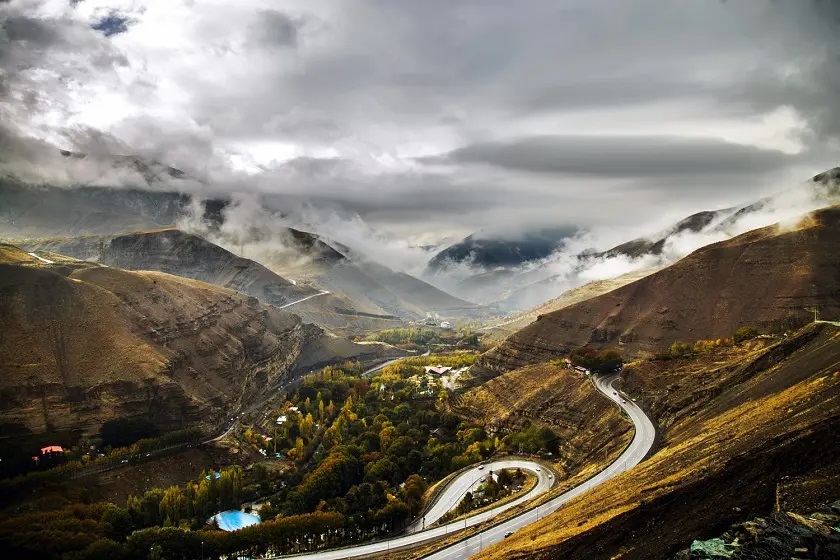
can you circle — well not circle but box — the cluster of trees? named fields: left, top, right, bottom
left=501, top=423, right=559, bottom=455
left=126, top=511, right=348, bottom=558
left=126, top=466, right=244, bottom=529
left=363, top=328, right=482, bottom=350
left=256, top=355, right=495, bottom=541
left=441, top=468, right=526, bottom=522
left=568, top=346, right=624, bottom=373
left=0, top=500, right=350, bottom=560
left=366, top=328, right=442, bottom=346
left=664, top=325, right=762, bottom=359
left=265, top=367, right=367, bottom=461
left=733, top=325, right=760, bottom=344
left=378, top=353, right=479, bottom=380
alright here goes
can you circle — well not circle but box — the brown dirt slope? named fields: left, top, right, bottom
left=482, top=267, right=661, bottom=343
left=476, top=322, right=840, bottom=560
left=455, top=363, right=632, bottom=478
left=0, top=244, right=390, bottom=447
left=479, top=205, right=840, bottom=375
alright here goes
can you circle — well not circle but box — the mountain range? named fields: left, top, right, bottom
left=440, top=167, right=840, bottom=311
left=0, top=177, right=485, bottom=332
left=0, top=243, right=396, bottom=459
left=425, top=226, right=579, bottom=272
left=477, top=203, right=840, bottom=377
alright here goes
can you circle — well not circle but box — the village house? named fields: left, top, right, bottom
left=32, top=445, right=64, bottom=464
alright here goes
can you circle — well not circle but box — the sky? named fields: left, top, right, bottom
left=1, top=0, right=839, bottom=245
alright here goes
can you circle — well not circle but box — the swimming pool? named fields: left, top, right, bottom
left=211, top=510, right=262, bottom=531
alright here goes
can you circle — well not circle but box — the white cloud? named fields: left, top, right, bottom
left=1, top=0, right=837, bottom=246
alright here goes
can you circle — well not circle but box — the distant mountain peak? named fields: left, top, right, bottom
left=426, top=226, right=579, bottom=272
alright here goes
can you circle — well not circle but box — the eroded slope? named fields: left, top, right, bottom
left=455, top=363, right=632, bottom=479
left=0, top=245, right=390, bottom=448
left=476, top=323, right=840, bottom=560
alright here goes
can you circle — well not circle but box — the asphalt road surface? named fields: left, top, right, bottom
left=277, top=290, right=331, bottom=309
left=422, top=374, right=656, bottom=560
left=361, top=349, right=430, bottom=377
left=405, top=459, right=553, bottom=534
left=264, top=372, right=655, bottom=560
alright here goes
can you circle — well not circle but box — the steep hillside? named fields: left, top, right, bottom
left=0, top=245, right=393, bottom=455
left=363, top=262, right=484, bottom=315
left=265, top=247, right=483, bottom=321
left=456, top=363, right=632, bottom=479
left=482, top=267, right=661, bottom=342
left=477, top=323, right=840, bottom=560
left=479, top=206, right=840, bottom=375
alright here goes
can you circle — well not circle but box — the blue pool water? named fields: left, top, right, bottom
left=212, top=510, right=261, bottom=531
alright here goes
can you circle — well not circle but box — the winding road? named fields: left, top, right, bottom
left=406, top=459, right=553, bottom=534
left=421, top=374, right=656, bottom=559
left=277, top=290, right=331, bottom=309
left=264, top=372, right=656, bottom=559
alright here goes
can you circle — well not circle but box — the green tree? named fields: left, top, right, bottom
left=159, top=485, right=186, bottom=526
left=101, top=504, right=133, bottom=541
left=734, top=325, right=760, bottom=344
left=497, top=469, right=513, bottom=487
left=402, top=474, right=428, bottom=515
left=668, top=340, right=692, bottom=357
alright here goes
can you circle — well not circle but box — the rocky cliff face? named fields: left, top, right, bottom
left=0, top=245, right=387, bottom=448
left=478, top=206, right=840, bottom=376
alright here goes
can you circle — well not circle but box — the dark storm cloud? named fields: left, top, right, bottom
left=718, top=1, right=840, bottom=147
left=173, top=0, right=840, bottom=167
left=248, top=10, right=302, bottom=48
left=435, top=135, right=797, bottom=179
left=1, top=0, right=838, bottom=240
left=3, top=15, right=59, bottom=44
left=0, top=12, right=126, bottom=67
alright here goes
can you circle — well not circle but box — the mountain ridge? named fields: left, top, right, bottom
left=0, top=244, right=395, bottom=458
left=477, top=204, right=840, bottom=377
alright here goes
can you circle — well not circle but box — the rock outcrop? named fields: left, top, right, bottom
left=673, top=506, right=840, bottom=560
